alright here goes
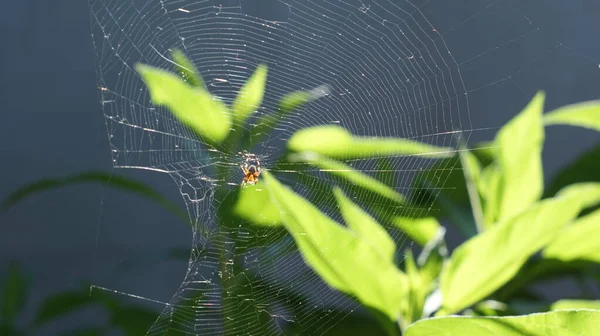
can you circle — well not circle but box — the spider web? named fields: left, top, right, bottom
left=88, top=0, right=597, bottom=334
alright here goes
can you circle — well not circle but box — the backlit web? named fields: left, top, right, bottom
left=88, top=0, right=590, bottom=334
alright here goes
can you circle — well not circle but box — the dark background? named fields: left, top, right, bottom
left=1, top=0, right=599, bottom=334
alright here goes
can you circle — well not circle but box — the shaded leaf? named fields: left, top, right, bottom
left=0, top=262, right=27, bottom=324
left=111, top=306, right=158, bottom=335
left=494, top=91, right=545, bottom=223
left=439, top=184, right=595, bottom=314
left=288, top=125, right=453, bottom=160
left=136, top=64, right=231, bottom=144
left=247, top=86, right=330, bottom=146
left=546, top=142, right=600, bottom=197
left=479, top=163, right=502, bottom=227
left=544, top=100, right=600, bottom=131
left=34, top=289, right=102, bottom=326
left=405, top=309, right=600, bottom=336
left=543, top=208, right=600, bottom=263
left=551, top=300, right=600, bottom=311
left=262, top=171, right=407, bottom=320
left=1, top=171, right=189, bottom=225
left=333, top=187, right=395, bottom=261
left=171, top=49, right=204, bottom=88
left=232, top=64, right=268, bottom=123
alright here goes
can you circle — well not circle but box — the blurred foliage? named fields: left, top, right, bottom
left=3, top=51, right=600, bottom=334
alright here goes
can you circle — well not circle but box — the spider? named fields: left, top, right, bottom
left=241, top=158, right=262, bottom=186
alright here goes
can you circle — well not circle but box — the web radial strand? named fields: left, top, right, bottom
left=90, top=0, right=468, bottom=334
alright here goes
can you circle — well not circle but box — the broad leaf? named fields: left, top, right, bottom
left=136, top=64, right=231, bottom=144
left=405, top=309, right=600, bottom=336
left=171, top=49, right=204, bottom=88
left=551, top=300, right=600, bottom=311
left=439, top=184, right=595, bottom=315
left=479, top=163, right=502, bottom=227
left=494, top=91, right=545, bottom=222
left=288, top=125, right=453, bottom=160
left=544, top=100, right=600, bottom=131
left=232, top=64, right=268, bottom=123
left=543, top=208, right=600, bottom=263
left=262, top=171, right=407, bottom=320
left=0, top=262, right=27, bottom=324
left=291, top=152, right=405, bottom=204
left=233, top=184, right=281, bottom=226
left=333, top=187, right=395, bottom=261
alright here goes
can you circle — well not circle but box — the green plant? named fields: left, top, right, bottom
left=5, top=50, right=600, bottom=334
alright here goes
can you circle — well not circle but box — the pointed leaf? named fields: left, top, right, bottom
left=232, top=64, right=268, bottom=123
left=544, top=208, right=600, bottom=262
left=288, top=125, right=453, bottom=160
left=333, top=187, right=395, bottom=261
left=135, top=64, right=231, bottom=144
left=389, top=216, right=441, bottom=246
left=262, top=171, right=407, bottom=320
left=494, top=91, right=545, bottom=222
left=439, top=184, right=595, bottom=314
left=291, top=152, right=405, bottom=204
left=171, top=49, right=204, bottom=88
left=405, top=309, right=600, bottom=336
left=544, top=100, right=600, bottom=131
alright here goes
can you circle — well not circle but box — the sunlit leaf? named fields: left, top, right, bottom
left=288, top=125, right=453, bottom=160
left=544, top=208, right=600, bottom=263
left=544, top=100, right=600, bottom=131
left=479, top=163, right=502, bottom=227
left=389, top=216, right=440, bottom=247
left=233, top=184, right=281, bottom=226
left=262, top=171, right=407, bottom=320
left=232, top=64, right=268, bottom=123
left=291, top=152, right=405, bottom=204
left=546, top=142, right=600, bottom=197
left=405, top=309, right=600, bottom=336
left=333, top=187, right=395, bottom=261
left=457, top=148, right=484, bottom=231
left=551, top=300, right=600, bottom=311
left=0, top=262, right=27, bottom=324
left=171, top=49, right=204, bottom=88
left=135, top=64, right=231, bottom=144
left=1, top=171, right=189, bottom=225
left=439, top=184, right=595, bottom=315
left=494, top=91, right=545, bottom=222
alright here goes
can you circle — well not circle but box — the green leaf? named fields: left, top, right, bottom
left=439, top=185, right=593, bottom=315
left=479, top=163, right=502, bottom=227
left=544, top=100, right=600, bottom=131
left=494, top=91, right=545, bottom=223
left=246, top=86, right=329, bottom=146
left=135, top=63, right=231, bottom=144
left=0, top=262, right=27, bottom=324
left=262, top=171, right=407, bottom=320
left=63, top=327, right=107, bottom=336
left=457, top=148, right=484, bottom=232
left=110, top=306, right=158, bottom=335
left=333, top=187, right=395, bottom=261
left=389, top=216, right=441, bottom=247
left=1, top=171, right=189, bottom=225
left=546, top=142, right=600, bottom=197
left=551, top=300, right=600, bottom=311
left=405, top=309, right=600, bottom=336
left=291, top=152, right=405, bottom=204
left=232, top=183, right=282, bottom=226
left=170, top=49, right=204, bottom=88
left=232, top=64, right=268, bottom=123
left=288, top=125, right=453, bottom=160
left=543, top=208, right=600, bottom=263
